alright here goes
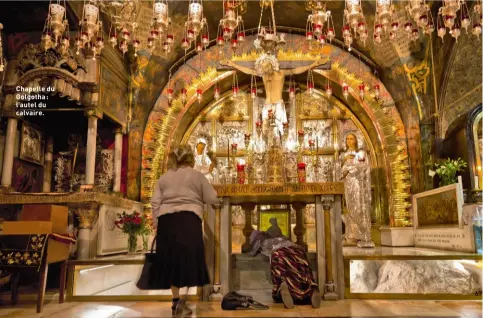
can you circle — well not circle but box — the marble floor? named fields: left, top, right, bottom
left=0, top=300, right=481, bottom=318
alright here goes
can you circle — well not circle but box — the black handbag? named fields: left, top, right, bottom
left=221, top=291, right=269, bottom=310
left=136, top=237, right=161, bottom=290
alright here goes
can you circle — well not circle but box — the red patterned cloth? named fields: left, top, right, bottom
left=271, top=245, right=318, bottom=301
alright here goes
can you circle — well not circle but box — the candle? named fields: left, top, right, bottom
left=458, top=175, right=462, bottom=185
left=475, top=175, right=480, bottom=190
left=72, top=142, right=79, bottom=176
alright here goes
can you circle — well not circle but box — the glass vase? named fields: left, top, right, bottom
left=128, top=234, right=138, bottom=254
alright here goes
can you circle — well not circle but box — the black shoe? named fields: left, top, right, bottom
left=310, top=289, right=321, bottom=309
left=172, top=299, right=193, bottom=316
left=280, top=282, right=294, bottom=309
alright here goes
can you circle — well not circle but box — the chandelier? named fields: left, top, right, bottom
left=41, top=0, right=72, bottom=55
left=305, top=2, right=335, bottom=44
left=148, top=0, right=174, bottom=55
left=101, top=0, right=143, bottom=56
left=181, top=0, right=209, bottom=53
left=472, top=0, right=482, bottom=38
left=435, top=0, right=474, bottom=41
left=76, top=0, right=104, bottom=58
left=342, top=0, right=368, bottom=50
left=373, top=0, right=399, bottom=44
left=217, top=0, right=246, bottom=51
left=254, top=0, right=286, bottom=53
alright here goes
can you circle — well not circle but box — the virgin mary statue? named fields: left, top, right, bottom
left=193, top=138, right=215, bottom=183
left=339, top=133, right=374, bottom=248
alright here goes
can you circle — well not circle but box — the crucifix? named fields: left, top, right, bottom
left=218, top=53, right=331, bottom=137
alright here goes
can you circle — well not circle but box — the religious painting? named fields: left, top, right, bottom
left=12, top=159, right=43, bottom=193
left=19, top=122, right=43, bottom=165
left=259, top=209, right=291, bottom=238
left=100, top=65, right=128, bottom=125
left=413, top=183, right=464, bottom=228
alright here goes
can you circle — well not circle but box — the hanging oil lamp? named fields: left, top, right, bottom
left=306, top=69, right=315, bottom=95
left=342, top=83, right=349, bottom=99
left=181, top=87, right=188, bottom=104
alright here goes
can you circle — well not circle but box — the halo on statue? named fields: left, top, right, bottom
left=254, top=53, right=280, bottom=76
left=341, top=130, right=365, bottom=151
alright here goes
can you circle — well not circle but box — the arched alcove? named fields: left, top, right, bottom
left=141, top=34, right=411, bottom=227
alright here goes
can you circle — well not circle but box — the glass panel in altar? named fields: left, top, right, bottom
left=68, top=255, right=199, bottom=299
left=344, top=247, right=482, bottom=299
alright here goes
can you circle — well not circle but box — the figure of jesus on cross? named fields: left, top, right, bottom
left=219, top=52, right=330, bottom=138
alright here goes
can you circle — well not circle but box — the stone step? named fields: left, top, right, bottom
left=232, top=252, right=317, bottom=292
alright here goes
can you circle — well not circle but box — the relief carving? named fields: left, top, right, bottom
left=16, top=44, right=87, bottom=75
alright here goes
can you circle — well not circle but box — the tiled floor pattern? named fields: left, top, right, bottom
left=0, top=300, right=480, bottom=318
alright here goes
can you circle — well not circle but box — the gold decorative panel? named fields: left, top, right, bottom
left=300, top=119, right=333, bottom=149
left=216, top=121, right=249, bottom=153
left=300, top=94, right=330, bottom=117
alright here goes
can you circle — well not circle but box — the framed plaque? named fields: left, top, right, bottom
left=258, top=209, right=291, bottom=238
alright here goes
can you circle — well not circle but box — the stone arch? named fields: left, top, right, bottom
left=141, top=34, right=411, bottom=227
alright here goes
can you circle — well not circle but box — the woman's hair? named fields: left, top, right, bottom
left=345, top=133, right=359, bottom=149
left=169, top=144, right=195, bottom=168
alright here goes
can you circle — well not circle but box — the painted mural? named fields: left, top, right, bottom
left=100, top=65, right=128, bottom=125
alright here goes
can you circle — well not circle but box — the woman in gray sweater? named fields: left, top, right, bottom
left=151, top=144, right=218, bottom=315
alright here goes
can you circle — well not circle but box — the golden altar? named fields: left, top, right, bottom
left=206, top=182, right=345, bottom=301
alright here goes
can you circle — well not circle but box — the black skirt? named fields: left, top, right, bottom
left=155, top=211, right=210, bottom=289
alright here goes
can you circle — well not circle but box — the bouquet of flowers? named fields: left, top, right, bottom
left=114, top=211, right=152, bottom=253
left=430, top=158, right=467, bottom=186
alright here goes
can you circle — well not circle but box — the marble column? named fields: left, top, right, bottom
left=333, top=195, right=344, bottom=299
left=43, top=137, right=53, bottom=192
left=220, top=197, right=232, bottom=295
left=315, top=196, right=326, bottom=295
left=209, top=202, right=223, bottom=300
left=74, top=204, right=98, bottom=260
left=292, top=202, right=307, bottom=251
left=241, top=203, right=256, bottom=251
left=321, top=195, right=338, bottom=300
left=113, top=128, right=123, bottom=193
left=85, top=116, right=98, bottom=186
left=0, top=117, right=17, bottom=188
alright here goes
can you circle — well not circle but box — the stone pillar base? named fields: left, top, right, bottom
left=380, top=226, right=414, bottom=247
left=0, top=185, right=13, bottom=193
left=323, top=282, right=338, bottom=301
left=209, top=285, right=223, bottom=301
